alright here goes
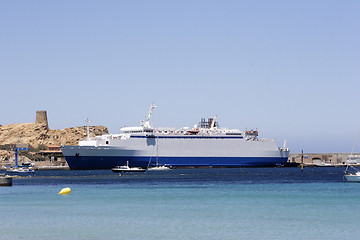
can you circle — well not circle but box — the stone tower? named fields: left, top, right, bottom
left=35, top=110, right=49, bottom=129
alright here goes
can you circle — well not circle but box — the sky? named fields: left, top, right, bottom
left=1, top=0, right=359, bottom=153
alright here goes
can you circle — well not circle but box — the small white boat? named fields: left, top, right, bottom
left=6, top=167, right=35, bottom=174
left=345, top=171, right=360, bottom=182
left=147, top=140, right=171, bottom=171
left=111, top=161, right=146, bottom=173
left=7, top=140, right=34, bottom=175
left=315, top=162, right=333, bottom=167
left=345, top=131, right=360, bottom=182
left=147, top=164, right=172, bottom=171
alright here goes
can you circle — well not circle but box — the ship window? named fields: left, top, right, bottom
left=106, top=141, right=109, bottom=144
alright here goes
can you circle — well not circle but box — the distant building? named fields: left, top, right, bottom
left=38, top=145, right=66, bottom=166
left=39, top=145, right=62, bottom=154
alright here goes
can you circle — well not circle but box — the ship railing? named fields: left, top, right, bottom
left=279, top=147, right=290, bottom=152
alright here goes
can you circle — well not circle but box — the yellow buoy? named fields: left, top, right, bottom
left=58, top=187, right=71, bottom=195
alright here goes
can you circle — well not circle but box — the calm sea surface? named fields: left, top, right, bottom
left=1, top=167, right=360, bottom=240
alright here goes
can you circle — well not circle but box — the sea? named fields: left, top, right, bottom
left=1, top=167, right=360, bottom=240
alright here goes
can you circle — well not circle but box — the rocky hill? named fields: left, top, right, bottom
left=0, top=122, right=108, bottom=148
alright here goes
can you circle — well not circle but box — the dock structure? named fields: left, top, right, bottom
left=289, top=153, right=360, bottom=167
left=0, top=174, right=12, bottom=186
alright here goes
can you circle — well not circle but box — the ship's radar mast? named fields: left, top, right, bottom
left=210, top=115, right=217, bottom=130
left=199, top=117, right=219, bottom=129
left=141, top=103, right=156, bottom=128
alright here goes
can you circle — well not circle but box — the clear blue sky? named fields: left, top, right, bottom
left=1, top=0, right=359, bottom=153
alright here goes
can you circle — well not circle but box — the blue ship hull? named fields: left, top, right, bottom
left=64, top=155, right=288, bottom=170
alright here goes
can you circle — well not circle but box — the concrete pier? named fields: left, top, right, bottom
left=289, top=153, right=360, bottom=167
left=0, top=174, right=12, bottom=186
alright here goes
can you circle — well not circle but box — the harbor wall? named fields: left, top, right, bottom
left=289, top=153, right=360, bottom=166
left=2, top=152, right=358, bottom=170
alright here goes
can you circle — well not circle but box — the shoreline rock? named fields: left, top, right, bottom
left=0, top=122, right=108, bottom=168
left=0, top=122, right=108, bottom=148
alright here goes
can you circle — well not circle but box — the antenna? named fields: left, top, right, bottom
left=86, top=118, right=91, bottom=140
left=347, top=129, right=360, bottom=172
left=350, top=129, right=360, bottom=157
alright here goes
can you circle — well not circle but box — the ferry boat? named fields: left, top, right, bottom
left=61, top=104, right=290, bottom=170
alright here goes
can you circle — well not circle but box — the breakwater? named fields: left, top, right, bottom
left=289, top=152, right=360, bottom=166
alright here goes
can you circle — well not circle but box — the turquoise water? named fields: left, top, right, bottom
left=1, top=168, right=360, bottom=240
